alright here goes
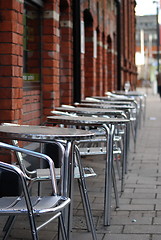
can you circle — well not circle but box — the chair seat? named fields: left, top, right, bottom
left=37, top=166, right=96, bottom=179
left=0, top=195, right=64, bottom=214
left=79, top=146, right=121, bottom=156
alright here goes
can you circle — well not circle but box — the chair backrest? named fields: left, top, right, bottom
left=1, top=123, right=38, bottom=177
left=51, top=110, right=78, bottom=117
left=105, top=91, right=129, bottom=99
left=0, top=165, right=23, bottom=197
left=51, top=110, right=72, bottom=116
left=1, top=123, right=65, bottom=185
left=0, top=141, right=58, bottom=194
left=0, top=159, right=29, bottom=198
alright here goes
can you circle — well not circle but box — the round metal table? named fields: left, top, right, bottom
left=0, top=125, right=94, bottom=142
left=75, top=102, right=135, bottom=110
left=56, top=106, right=126, bottom=118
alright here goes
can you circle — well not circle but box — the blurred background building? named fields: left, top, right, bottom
left=135, top=0, right=161, bottom=94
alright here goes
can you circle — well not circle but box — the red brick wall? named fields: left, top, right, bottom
left=0, top=0, right=137, bottom=121
left=23, top=90, right=41, bottom=125
left=0, top=0, right=23, bottom=125
left=0, top=0, right=23, bottom=162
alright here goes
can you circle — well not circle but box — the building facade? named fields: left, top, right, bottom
left=136, top=14, right=161, bottom=88
left=0, top=0, right=137, bottom=128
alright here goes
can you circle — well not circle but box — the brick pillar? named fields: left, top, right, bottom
left=80, top=19, right=85, bottom=100
left=84, top=26, right=96, bottom=97
left=60, top=3, right=73, bottom=105
left=123, top=0, right=129, bottom=88
left=42, top=1, right=60, bottom=119
left=96, top=31, right=103, bottom=96
left=0, top=0, right=23, bottom=124
left=113, top=33, right=117, bottom=90
left=131, top=1, right=137, bottom=89
left=107, top=36, right=114, bottom=91
left=111, top=48, right=115, bottom=91
left=102, top=35, right=108, bottom=95
left=0, top=0, right=23, bottom=162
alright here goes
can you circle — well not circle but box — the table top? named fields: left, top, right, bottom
left=81, top=99, right=133, bottom=105
left=47, top=115, right=129, bottom=126
left=0, top=125, right=94, bottom=142
left=56, top=107, right=125, bottom=116
left=113, top=91, right=146, bottom=97
left=92, top=96, right=136, bottom=102
left=74, top=102, right=134, bottom=110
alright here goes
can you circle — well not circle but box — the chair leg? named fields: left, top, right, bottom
left=37, top=181, right=41, bottom=196
left=75, top=147, right=97, bottom=240
left=112, top=164, right=119, bottom=208
left=2, top=216, right=16, bottom=240
left=59, top=214, right=68, bottom=240
left=130, top=121, right=136, bottom=153
left=121, top=129, right=127, bottom=192
left=27, top=210, right=39, bottom=240
left=121, top=156, right=125, bottom=193
left=114, top=153, right=121, bottom=180
left=77, top=178, right=91, bottom=230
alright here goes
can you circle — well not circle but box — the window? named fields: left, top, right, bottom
left=23, top=1, right=42, bottom=90
left=107, top=0, right=111, bottom=10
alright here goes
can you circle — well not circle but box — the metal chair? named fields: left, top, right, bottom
left=0, top=142, right=70, bottom=240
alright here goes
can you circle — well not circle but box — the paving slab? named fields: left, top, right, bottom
left=103, top=234, right=150, bottom=240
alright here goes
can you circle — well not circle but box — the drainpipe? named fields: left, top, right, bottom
left=72, top=0, right=81, bottom=102
left=115, top=0, right=121, bottom=90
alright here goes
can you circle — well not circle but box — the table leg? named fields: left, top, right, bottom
left=121, top=123, right=127, bottom=192
left=125, top=122, right=129, bottom=174
left=59, top=140, right=74, bottom=240
left=75, top=145, right=97, bottom=240
left=103, top=123, right=115, bottom=226
left=60, top=140, right=97, bottom=240
left=66, top=141, right=74, bottom=240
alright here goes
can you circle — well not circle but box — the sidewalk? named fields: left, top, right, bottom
left=1, top=87, right=161, bottom=240
left=72, top=88, right=161, bottom=240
